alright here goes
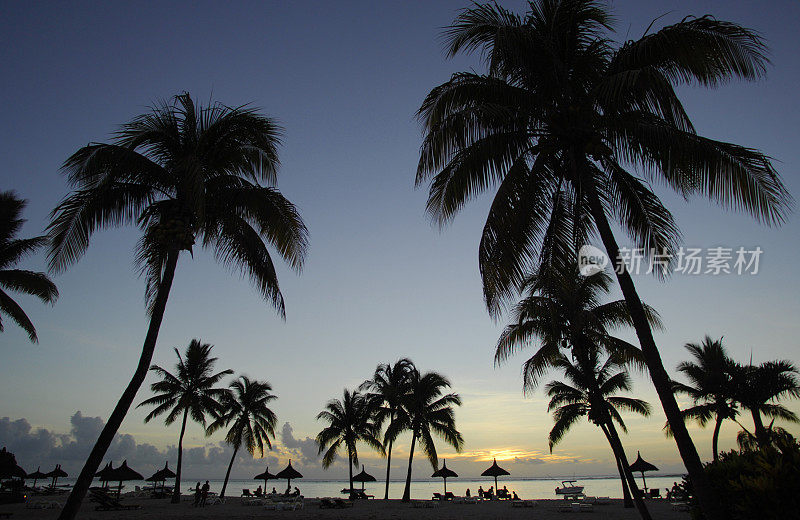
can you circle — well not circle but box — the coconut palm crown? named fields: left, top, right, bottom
left=0, top=191, right=58, bottom=342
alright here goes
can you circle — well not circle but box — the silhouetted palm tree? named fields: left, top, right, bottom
left=731, top=360, right=800, bottom=447
left=47, top=93, right=307, bottom=519
left=496, top=263, right=653, bottom=513
left=207, top=376, right=278, bottom=498
left=360, top=358, right=415, bottom=499
left=137, top=339, right=232, bottom=502
left=390, top=369, right=463, bottom=502
left=669, top=337, right=738, bottom=461
left=0, top=191, right=58, bottom=342
left=547, top=350, right=650, bottom=516
left=416, top=3, right=790, bottom=515
left=316, top=389, right=383, bottom=497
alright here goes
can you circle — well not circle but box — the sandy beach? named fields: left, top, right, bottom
left=7, top=497, right=690, bottom=520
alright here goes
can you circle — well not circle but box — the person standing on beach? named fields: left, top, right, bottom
left=193, top=482, right=201, bottom=507
left=200, top=481, right=210, bottom=507
left=478, top=486, right=484, bottom=498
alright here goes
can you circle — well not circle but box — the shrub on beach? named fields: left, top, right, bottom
left=691, top=436, right=800, bottom=520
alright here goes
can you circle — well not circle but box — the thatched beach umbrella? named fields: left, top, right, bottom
left=0, top=447, right=27, bottom=481
left=106, top=460, right=143, bottom=498
left=27, top=467, right=47, bottom=488
left=95, top=462, right=114, bottom=488
left=146, top=461, right=175, bottom=493
left=254, top=466, right=277, bottom=491
left=352, top=465, right=376, bottom=491
left=45, top=464, right=67, bottom=488
left=629, top=451, right=658, bottom=492
left=431, top=460, right=458, bottom=494
left=481, top=458, right=509, bottom=491
left=275, top=460, right=303, bottom=491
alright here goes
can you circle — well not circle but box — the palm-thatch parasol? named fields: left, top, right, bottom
left=275, top=460, right=303, bottom=491
left=481, top=458, right=510, bottom=491
left=146, top=461, right=176, bottom=493
left=95, top=462, right=115, bottom=488
left=0, top=447, right=26, bottom=481
left=352, top=465, right=376, bottom=492
left=106, top=460, right=143, bottom=498
left=629, top=451, right=658, bottom=492
left=27, top=467, right=48, bottom=488
left=253, top=466, right=277, bottom=491
left=431, top=459, right=458, bottom=494
left=45, top=464, right=68, bottom=488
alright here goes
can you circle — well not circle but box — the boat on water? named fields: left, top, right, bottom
left=555, top=480, right=584, bottom=496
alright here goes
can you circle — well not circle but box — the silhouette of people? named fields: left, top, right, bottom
left=200, top=480, right=210, bottom=507
left=271, top=487, right=277, bottom=495
left=488, top=485, right=494, bottom=497
left=478, top=486, right=484, bottom=498
left=193, top=482, right=201, bottom=507
left=512, top=491, right=520, bottom=500
left=668, top=481, right=681, bottom=500
left=465, top=488, right=471, bottom=497
left=255, top=485, right=263, bottom=497
left=293, top=486, right=300, bottom=496
left=285, top=484, right=292, bottom=496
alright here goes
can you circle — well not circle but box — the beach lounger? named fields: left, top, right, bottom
left=432, top=492, right=444, bottom=500
left=241, top=489, right=252, bottom=497
left=649, top=488, right=661, bottom=499
left=444, top=491, right=456, bottom=500
left=89, top=489, right=141, bottom=511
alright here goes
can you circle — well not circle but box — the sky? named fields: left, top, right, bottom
left=0, top=0, right=798, bottom=483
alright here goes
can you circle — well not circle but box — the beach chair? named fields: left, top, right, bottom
left=432, top=492, right=444, bottom=500
left=444, top=491, right=456, bottom=500
left=89, top=488, right=141, bottom=511
left=649, top=488, right=661, bottom=499
left=241, top=489, right=252, bottom=497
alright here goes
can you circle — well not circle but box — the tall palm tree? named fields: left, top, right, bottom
left=390, top=369, right=463, bottom=502
left=416, top=3, right=791, bottom=516
left=547, top=351, right=650, bottom=515
left=207, top=376, right=278, bottom=498
left=0, top=191, right=58, bottom=342
left=359, top=358, right=415, bottom=499
left=47, top=93, right=308, bottom=520
left=731, top=360, right=800, bottom=447
left=496, top=264, right=653, bottom=514
left=669, top=336, right=738, bottom=461
left=137, top=339, right=232, bottom=502
left=316, top=389, right=384, bottom=496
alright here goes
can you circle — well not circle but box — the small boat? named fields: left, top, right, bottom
left=555, top=480, right=584, bottom=495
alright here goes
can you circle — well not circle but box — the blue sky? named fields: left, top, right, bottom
left=0, top=0, right=798, bottom=481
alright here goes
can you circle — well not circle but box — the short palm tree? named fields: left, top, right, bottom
left=546, top=351, right=650, bottom=515
left=0, top=191, right=58, bottom=342
left=316, top=389, right=383, bottom=496
left=47, top=93, right=307, bottom=520
left=359, top=358, right=415, bottom=499
left=390, top=369, right=463, bottom=502
left=207, top=376, right=278, bottom=498
left=416, top=3, right=791, bottom=516
left=137, top=339, right=232, bottom=502
left=669, top=336, right=738, bottom=461
left=731, top=360, right=800, bottom=447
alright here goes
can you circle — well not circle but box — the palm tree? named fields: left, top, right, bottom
left=47, top=93, right=308, bottom=520
left=359, top=358, right=415, bottom=499
left=137, top=339, right=232, bottom=502
left=316, top=389, right=384, bottom=496
left=669, top=336, right=738, bottom=461
left=0, top=191, right=58, bottom=342
left=416, top=3, right=791, bottom=516
left=207, top=376, right=278, bottom=498
left=547, top=350, right=651, bottom=515
left=390, top=369, right=463, bottom=502
left=731, top=360, right=800, bottom=447
left=496, top=264, right=652, bottom=513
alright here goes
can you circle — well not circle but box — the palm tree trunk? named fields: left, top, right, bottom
left=220, top=445, right=239, bottom=498
left=348, top=445, right=354, bottom=497
left=586, top=188, right=721, bottom=519
left=401, top=432, right=417, bottom=502
left=172, top=408, right=189, bottom=503
left=712, top=416, right=723, bottom=462
left=57, top=251, right=180, bottom=520
left=751, top=409, right=766, bottom=446
left=600, top=424, right=632, bottom=507
left=384, top=437, right=393, bottom=500
left=604, top=421, right=652, bottom=520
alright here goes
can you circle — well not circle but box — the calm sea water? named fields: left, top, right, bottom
left=61, top=475, right=683, bottom=500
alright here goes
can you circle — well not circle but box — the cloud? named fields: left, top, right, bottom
left=280, top=422, right=320, bottom=464
left=514, top=457, right=546, bottom=464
